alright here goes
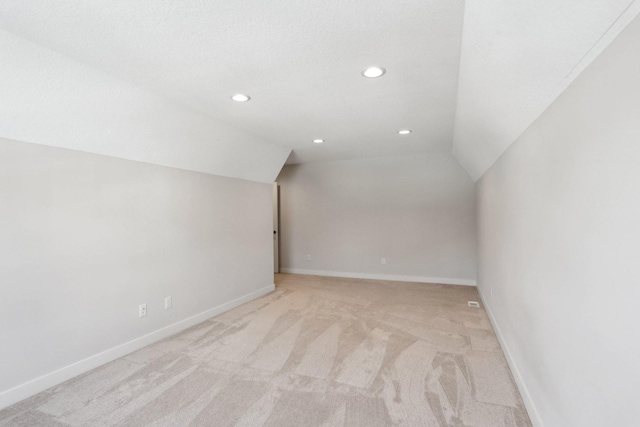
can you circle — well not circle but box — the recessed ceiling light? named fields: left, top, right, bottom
left=231, top=94, right=250, bottom=102
left=362, top=66, right=386, bottom=78
left=398, top=130, right=412, bottom=135
left=313, top=139, right=324, bottom=144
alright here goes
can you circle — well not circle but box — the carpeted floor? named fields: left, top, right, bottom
left=0, top=274, right=531, bottom=426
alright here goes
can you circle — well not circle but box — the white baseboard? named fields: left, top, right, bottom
left=0, top=284, right=275, bottom=411
left=477, top=287, right=544, bottom=427
left=280, top=268, right=476, bottom=287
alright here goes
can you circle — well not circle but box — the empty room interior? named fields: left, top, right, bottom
left=1, top=1, right=639, bottom=426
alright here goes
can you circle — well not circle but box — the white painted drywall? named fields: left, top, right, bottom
left=0, top=0, right=464, bottom=165
left=453, top=0, right=640, bottom=181
left=0, top=138, right=274, bottom=408
left=476, top=15, right=640, bottom=427
left=0, top=30, right=291, bottom=184
left=277, top=154, right=476, bottom=285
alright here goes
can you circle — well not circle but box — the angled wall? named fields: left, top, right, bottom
left=476, top=15, right=640, bottom=427
left=453, top=0, right=640, bottom=181
left=277, top=153, right=476, bottom=285
left=0, top=29, right=291, bottom=183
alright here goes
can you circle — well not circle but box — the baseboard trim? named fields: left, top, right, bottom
left=279, top=268, right=476, bottom=287
left=477, top=287, right=544, bottom=427
left=0, top=283, right=275, bottom=411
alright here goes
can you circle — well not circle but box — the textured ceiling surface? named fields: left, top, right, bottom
left=0, top=1, right=638, bottom=181
left=0, top=29, right=291, bottom=184
left=0, top=0, right=464, bottom=166
left=453, top=0, right=640, bottom=180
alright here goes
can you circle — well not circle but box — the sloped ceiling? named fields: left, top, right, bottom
left=0, top=1, right=638, bottom=182
left=453, top=0, right=640, bottom=180
left=0, top=30, right=291, bottom=184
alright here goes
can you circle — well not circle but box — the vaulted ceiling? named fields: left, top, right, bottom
left=1, top=1, right=638, bottom=183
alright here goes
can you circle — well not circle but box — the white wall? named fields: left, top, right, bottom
left=0, top=29, right=290, bottom=184
left=476, top=15, right=640, bottom=427
left=452, top=0, right=640, bottom=181
left=277, top=153, right=476, bottom=285
left=0, top=138, right=275, bottom=409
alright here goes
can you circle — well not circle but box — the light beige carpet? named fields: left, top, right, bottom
left=0, top=274, right=531, bottom=426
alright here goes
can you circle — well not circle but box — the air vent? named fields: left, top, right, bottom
left=468, top=301, right=480, bottom=308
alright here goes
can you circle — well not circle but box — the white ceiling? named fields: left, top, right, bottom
left=0, top=29, right=291, bottom=184
left=453, top=0, right=640, bottom=180
left=0, top=0, right=464, bottom=166
left=0, top=1, right=638, bottom=181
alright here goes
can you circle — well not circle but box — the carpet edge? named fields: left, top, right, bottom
left=477, top=287, right=544, bottom=427
left=0, top=283, right=276, bottom=411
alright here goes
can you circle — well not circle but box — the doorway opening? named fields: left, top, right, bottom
left=273, top=182, right=280, bottom=273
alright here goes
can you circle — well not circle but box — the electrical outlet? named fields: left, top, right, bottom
left=306, top=254, right=311, bottom=261
left=381, top=258, right=386, bottom=265
left=165, top=296, right=172, bottom=309
left=139, top=304, right=147, bottom=317
left=467, top=301, right=480, bottom=308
